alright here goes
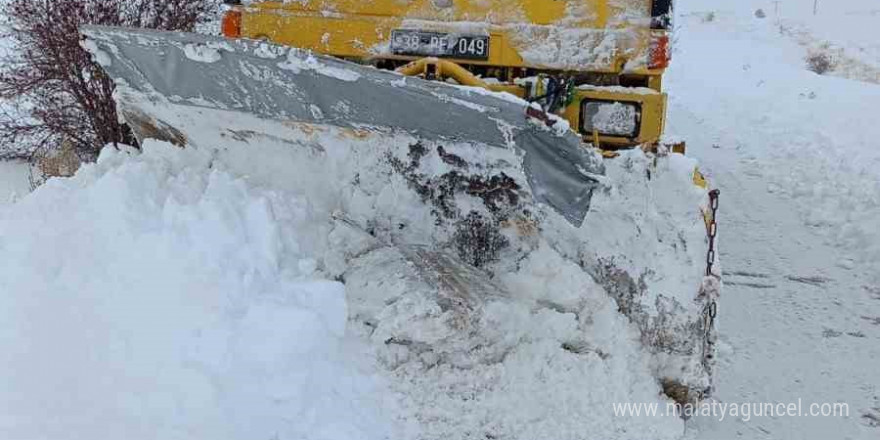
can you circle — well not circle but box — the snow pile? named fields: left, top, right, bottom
left=0, top=90, right=715, bottom=438
left=350, top=242, right=684, bottom=440
left=2, top=19, right=719, bottom=436
left=0, top=141, right=396, bottom=440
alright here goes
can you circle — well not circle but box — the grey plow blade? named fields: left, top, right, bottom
left=81, top=25, right=604, bottom=226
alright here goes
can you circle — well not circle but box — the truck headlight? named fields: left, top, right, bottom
left=581, top=100, right=642, bottom=138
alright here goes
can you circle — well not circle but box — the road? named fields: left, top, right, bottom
left=667, top=11, right=880, bottom=440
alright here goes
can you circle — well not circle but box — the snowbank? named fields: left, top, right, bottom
left=0, top=96, right=714, bottom=438
left=0, top=141, right=395, bottom=440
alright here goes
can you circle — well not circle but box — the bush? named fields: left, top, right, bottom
left=806, top=51, right=835, bottom=75
left=0, top=0, right=220, bottom=162
left=754, top=9, right=766, bottom=19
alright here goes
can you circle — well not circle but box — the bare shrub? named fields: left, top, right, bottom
left=806, top=51, right=835, bottom=75
left=754, top=9, right=766, bottom=19
left=0, top=0, right=220, bottom=163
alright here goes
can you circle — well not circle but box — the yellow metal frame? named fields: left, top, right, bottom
left=560, top=88, right=668, bottom=147
left=236, top=1, right=661, bottom=75
left=392, top=60, right=667, bottom=147
left=229, top=0, right=670, bottom=147
left=396, top=58, right=489, bottom=88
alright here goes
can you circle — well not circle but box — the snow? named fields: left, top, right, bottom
left=0, top=160, right=30, bottom=204
left=183, top=43, right=222, bottom=63
left=665, top=1, right=880, bottom=439
left=384, top=7, right=653, bottom=71
left=0, top=81, right=715, bottom=438
left=431, top=91, right=495, bottom=113
left=588, top=101, right=640, bottom=136
left=671, top=0, right=880, bottom=282
left=254, top=42, right=286, bottom=59
left=278, top=50, right=361, bottom=82
left=3, top=0, right=878, bottom=438
left=0, top=141, right=396, bottom=440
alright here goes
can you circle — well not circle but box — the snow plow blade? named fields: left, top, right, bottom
left=80, top=25, right=604, bottom=227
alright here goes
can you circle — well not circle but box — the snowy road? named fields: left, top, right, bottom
left=676, top=110, right=880, bottom=439
left=668, top=6, right=880, bottom=439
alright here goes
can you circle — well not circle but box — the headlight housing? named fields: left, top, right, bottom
left=581, top=100, right=642, bottom=138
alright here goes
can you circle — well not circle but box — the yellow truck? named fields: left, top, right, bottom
left=221, top=0, right=675, bottom=149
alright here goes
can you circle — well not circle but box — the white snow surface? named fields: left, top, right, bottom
left=0, top=142, right=395, bottom=440
left=673, top=0, right=880, bottom=281
left=668, top=1, right=880, bottom=439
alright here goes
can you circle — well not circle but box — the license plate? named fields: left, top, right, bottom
left=390, top=30, right=490, bottom=60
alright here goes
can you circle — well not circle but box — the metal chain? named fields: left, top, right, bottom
left=700, top=189, right=721, bottom=397
left=705, top=189, right=721, bottom=277
left=703, top=189, right=721, bottom=337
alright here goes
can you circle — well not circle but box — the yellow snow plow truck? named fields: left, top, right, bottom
left=81, top=0, right=719, bottom=411
left=221, top=0, right=675, bottom=150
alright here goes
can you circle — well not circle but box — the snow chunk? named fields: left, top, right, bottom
left=183, top=43, right=222, bottom=63
left=278, top=50, right=361, bottom=82
left=254, top=42, right=286, bottom=60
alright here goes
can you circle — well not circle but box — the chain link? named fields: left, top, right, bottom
left=704, top=189, right=721, bottom=332
left=701, top=189, right=721, bottom=395
left=705, top=189, right=721, bottom=277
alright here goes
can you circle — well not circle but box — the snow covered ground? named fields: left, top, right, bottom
left=673, top=0, right=880, bottom=279
left=668, top=1, right=880, bottom=438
